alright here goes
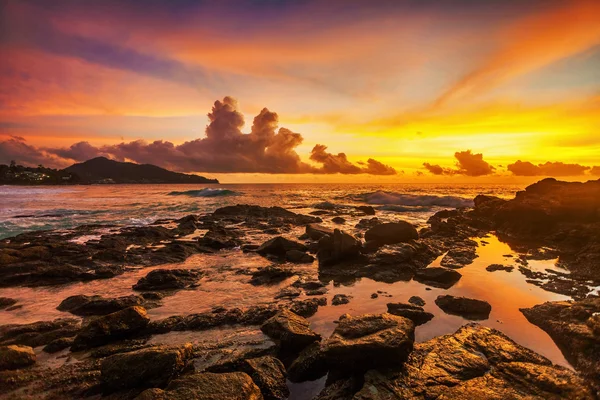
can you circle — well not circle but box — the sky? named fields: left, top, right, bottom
left=1, top=0, right=599, bottom=183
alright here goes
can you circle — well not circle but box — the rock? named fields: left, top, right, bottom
left=331, top=217, right=346, bottom=224
left=0, top=297, right=17, bottom=309
left=408, top=296, right=425, bottom=306
left=250, top=266, right=295, bottom=285
left=305, top=287, right=328, bottom=296
left=440, top=246, right=478, bottom=269
left=237, top=356, right=289, bottom=400
left=387, top=302, right=434, bottom=325
left=0, top=345, right=36, bottom=370
left=355, top=217, right=381, bottom=230
left=435, top=295, right=491, bottom=320
left=101, top=343, right=193, bottom=393
left=332, top=294, right=352, bottom=306
left=289, top=297, right=326, bottom=318
left=260, top=309, right=321, bottom=351
left=57, top=294, right=146, bottom=316
left=313, top=377, right=362, bottom=400
left=0, top=318, right=81, bottom=347
left=323, top=313, right=414, bottom=372
left=350, top=324, right=594, bottom=399
left=285, top=249, right=314, bottom=263
left=521, top=297, right=600, bottom=383
left=43, top=337, right=74, bottom=353
left=356, top=206, right=376, bottom=215
left=317, top=229, right=362, bottom=266
left=133, top=269, right=202, bottom=291
left=287, top=342, right=328, bottom=382
left=72, top=306, right=150, bottom=350
left=370, top=293, right=378, bottom=299
left=256, top=236, right=307, bottom=258
left=364, top=222, right=418, bottom=246
left=135, top=372, right=263, bottom=400
left=306, top=224, right=334, bottom=240
left=486, top=263, right=514, bottom=272
left=198, top=226, right=242, bottom=249
left=414, top=267, right=462, bottom=289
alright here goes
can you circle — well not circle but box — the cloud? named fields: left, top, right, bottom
left=3, top=97, right=396, bottom=175
left=423, top=150, right=495, bottom=176
left=0, top=137, right=70, bottom=168
left=591, top=166, right=600, bottom=176
left=507, top=160, right=591, bottom=176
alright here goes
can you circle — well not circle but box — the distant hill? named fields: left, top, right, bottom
left=64, top=157, right=219, bottom=184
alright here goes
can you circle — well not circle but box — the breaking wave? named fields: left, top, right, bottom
left=168, top=188, right=239, bottom=197
left=360, top=191, right=473, bottom=208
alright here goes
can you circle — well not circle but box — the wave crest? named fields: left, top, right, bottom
left=168, top=188, right=239, bottom=197
left=362, top=191, right=473, bottom=208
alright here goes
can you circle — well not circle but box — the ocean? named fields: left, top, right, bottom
left=0, top=183, right=521, bottom=240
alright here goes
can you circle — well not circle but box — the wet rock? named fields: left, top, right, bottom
left=521, top=297, right=600, bottom=383
left=364, top=222, right=418, bottom=246
left=101, top=343, right=193, bottom=393
left=43, top=337, right=74, bottom=353
left=57, top=294, right=147, bottom=316
left=133, top=269, right=202, bottom=291
left=440, top=246, right=478, bottom=269
left=317, top=229, right=362, bottom=267
left=135, top=372, right=263, bottom=400
left=274, top=287, right=302, bottom=299
left=260, top=309, right=321, bottom=351
left=233, top=356, right=289, bottom=400
left=331, top=216, right=346, bottom=224
left=198, top=225, right=242, bottom=249
left=257, top=236, right=308, bottom=258
left=305, top=287, right=328, bottom=296
left=0, top=297, right=17, bottom=310
left=356, top=206, right=376, bottom=215
left=250, top=266, right=294, bottom=285
left=289, top=297, right=326, bottom=318
left=72, top=306, right=150, bottom=350
left=313, top=377, right=362, bottom=400
left=306, top=223, right=334, bottom=241
left=350, top=324, right=594, bottom=399
left=435, top=295, right=491, bottom=320
left=387, top=302, right=434, bottom=325
left=285, top=249, right=314, bottom=263
left=0, top=345, right=36, bottom=370
left=355, top=217, right=381, bottom=230
left=486, top=263, right=514, bottom=272
left=0, top=318, right=81, bottom=347
left=414, top=267, right=462, bottom=289
left=323, top=313, right=414, bottom=373
left=370, top=293, right=378, bottom=299
left=287, top=342, right=328, bottom=382
left=332, top=294, right=352, bottom=306
left=408, top=296, right=425, bottom=306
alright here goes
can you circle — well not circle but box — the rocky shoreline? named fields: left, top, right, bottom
left=1, top=178, right=599, bottom=399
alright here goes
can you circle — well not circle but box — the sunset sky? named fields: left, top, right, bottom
left=1, top=0, right=599, bottom=182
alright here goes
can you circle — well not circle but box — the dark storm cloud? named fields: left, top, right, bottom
left=507, top=160, right=591, bottom=176
left=423, top=150, right=495, bottom=176
left=5, top=97, right=397, bottom=175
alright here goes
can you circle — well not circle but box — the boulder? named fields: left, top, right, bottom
left=249, top=266, right=295, bottom=285
left=285, top=249, right=314, bottom=264
left=0, top=318, right=81, bottom=348
left=521, top=297, right=600, bottom=383
left=349, top=324, right=594, bottom=399
left=331, top=216, right=346, bottom=224
left=256, top=237, right=307, bottom=257
left=331, top=294, right=352, bottom=306
left=0, top=345, right=36, bottom=370
left=435, top=295, right=491, bottom=320
left=364, top=222, right=418, bottom=246
left=260, top=309, right=321, bottom=351
left=414, top=267, right=462, bottom=289
left=306, top=224, right=334, bottom=240
left=101, top=344, right=193, bottom=393
left=387, top=302, right=434, bottom=325
left=408, top=296, right=425, bottom=306
left=133, top=269, right=202, bottom=291
left=135, top=372, right=263, bottom=400
left=323, top=313, right=414, bottom=372
left=57, top=294, right=145, bottom=316
left=356, top=206, right=376, bottom=215
left=486, top=264, right=514, bottom=272
left=198, top=226, right=242, bottom=249
left=287, top=342, right=328, bottom=382
left=0, top=297, right=17, bottom=310
left=236, top=356, right=289, bottom=400
left=440, top=246, right=478, bottom=269
left=316, top=229, right=362, bottom=266
left=72, top=306, right=150, bottom=350
left=43, top=337, right=74, bottom=353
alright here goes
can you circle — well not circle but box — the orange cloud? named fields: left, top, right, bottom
left=434, top=0, right=600, bottom=107
left=508, top=160, right=591, bottom=176
left=423, top=150, right=495, bottom=176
